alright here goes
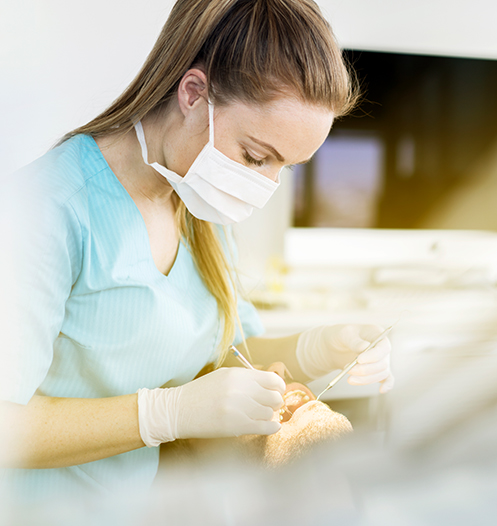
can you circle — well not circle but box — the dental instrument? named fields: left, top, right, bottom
left=230, top=345, right=255, bottom=370
left=230, top=345, right=293, bottom=416
left=316, top=322, right=397, bottom=401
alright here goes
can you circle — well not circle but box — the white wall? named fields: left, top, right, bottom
left=2, top=0, right=496, bottom=177
left=320, top=0, right=497, bottom=60
left=1, top=0, right=174, bottom=176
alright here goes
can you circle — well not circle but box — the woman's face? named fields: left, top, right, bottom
left=171, top=85, right=335, bottom=181
left=210, top=96, right=335, bottom=181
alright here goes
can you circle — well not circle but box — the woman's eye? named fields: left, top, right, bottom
left=243, top=151, right=266, bottom=167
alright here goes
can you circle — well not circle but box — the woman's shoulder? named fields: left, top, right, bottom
left=13, top=135, right=99, bottom=204
left=0, top=138, right=96, bottom=270
left=5, top=134, right=106, bottom=214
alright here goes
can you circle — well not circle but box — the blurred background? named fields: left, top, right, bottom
left=2, top=0, right=497, bottom=523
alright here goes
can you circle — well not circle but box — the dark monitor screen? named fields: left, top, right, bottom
left=293, top=50, right=497, bottom=230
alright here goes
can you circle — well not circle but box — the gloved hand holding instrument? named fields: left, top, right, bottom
left=137, top=322, right=395, bottom=448
left=296, top=323, right=395, bottom=395
left=137, top=367, right=286, bottom=447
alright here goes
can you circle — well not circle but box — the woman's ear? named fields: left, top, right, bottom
left=177, top=68, right=209, bottom=117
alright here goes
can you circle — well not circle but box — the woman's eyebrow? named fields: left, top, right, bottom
left=247, top=135, right=285, bottom=162
left=247, top=136, right=311, bottom=165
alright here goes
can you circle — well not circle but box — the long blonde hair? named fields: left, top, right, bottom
left=61, top=0, right=359, bottom=366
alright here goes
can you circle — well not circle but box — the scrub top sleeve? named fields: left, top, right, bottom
left=0, top=178, right=82, bottom=405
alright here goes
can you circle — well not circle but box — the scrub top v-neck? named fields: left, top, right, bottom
left=105, top=149, right=186, bottom=282
left=0, top=133, right=264, bottom=501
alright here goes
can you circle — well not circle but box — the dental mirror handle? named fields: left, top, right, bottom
left=316, top=324, right=395, bottom=401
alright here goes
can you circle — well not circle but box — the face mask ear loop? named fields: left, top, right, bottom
left=135, top=122, right=151, bottom=166
left=208, top=101, right=215, bottom=146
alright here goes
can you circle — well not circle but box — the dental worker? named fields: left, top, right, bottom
left=0, top=0, right=393, bottom=500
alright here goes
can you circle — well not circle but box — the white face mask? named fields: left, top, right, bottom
left=134, top=102, right=280, bottom=224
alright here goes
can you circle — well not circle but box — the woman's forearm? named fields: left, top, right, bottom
left=0, top=394, right=145, bottom=469
left=0, top=335, right=309, bottom=470
left=227, top=334, right=313, bottom=383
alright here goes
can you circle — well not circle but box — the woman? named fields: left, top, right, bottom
left=0, top=0, right=393, bottom=499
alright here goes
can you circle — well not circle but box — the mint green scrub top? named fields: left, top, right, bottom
left=0, top=134, right=264, bottom=501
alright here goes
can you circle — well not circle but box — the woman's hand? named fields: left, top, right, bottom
left=296, top=324, right=394, bottom=393
left=137, top=367, right=286, bottom=447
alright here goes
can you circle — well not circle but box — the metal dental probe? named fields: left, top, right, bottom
left=229, top=345, right=293, bottom=416
left=316, top=322, right=397, bottom=401
left=230, top=345, right=256, bottom=371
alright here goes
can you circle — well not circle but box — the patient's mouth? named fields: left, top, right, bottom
left=279, top=383, right=315, bottom=423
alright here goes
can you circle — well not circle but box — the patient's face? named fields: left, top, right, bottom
left=279, top=382, right=315, bottom=422
left=159, top=362, right=353, bottom=470
left=258, top=364, right=353, bottom=467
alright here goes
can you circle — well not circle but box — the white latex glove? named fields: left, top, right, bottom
left=137, top=367, right=286, bottom=447
left=296, top=324, right=394, bottom=393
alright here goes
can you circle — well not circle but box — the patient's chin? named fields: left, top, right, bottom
left=159, top=372, right=353, bottom=472
left=261, top=397, right=353, bottom=468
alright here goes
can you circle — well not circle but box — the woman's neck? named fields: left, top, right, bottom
left=95, top=117, right=177, bottom=205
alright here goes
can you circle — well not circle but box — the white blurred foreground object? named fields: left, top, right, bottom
left=4, top=414, right=497, bottom=526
